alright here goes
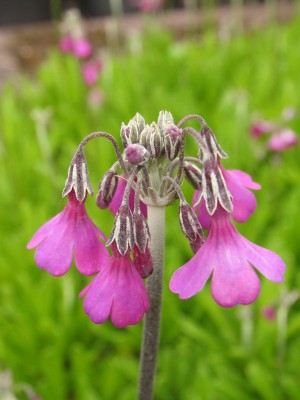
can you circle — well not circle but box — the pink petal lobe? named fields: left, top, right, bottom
left=27, top=212, right=63, bottom=249
left=34, top=214, right=75, bottom=276
left=169, top=243, right=214, bottom=299
left=74, top=214, right=110, bottom=276
left=225, top=169, right=261, bottom=190
left=243, top=238, right=286, bottom=283
left=83, top=253, right=149, bottom=327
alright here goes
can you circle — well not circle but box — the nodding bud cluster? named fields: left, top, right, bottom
left=96, top=166, right=118, bottom=209
left=62, top=110, right=237, bottom=266
left=179, top=201, right=205, bottom=253
left=62, top=149, right=93, bottom=202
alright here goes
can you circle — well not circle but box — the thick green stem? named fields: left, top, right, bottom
left=138, top=205, right=166, bottom=400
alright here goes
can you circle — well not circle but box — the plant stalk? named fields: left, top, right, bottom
left=138, top=205, right=166, bottom=400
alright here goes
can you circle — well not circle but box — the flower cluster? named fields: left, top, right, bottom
left=59, top=8, right=103, bottom=87
left=28, top=111, right=286, bottom=327
left=251, top=108, right=298, bottom=152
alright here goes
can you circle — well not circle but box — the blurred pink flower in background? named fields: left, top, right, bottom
left=82, top=60, right=103, bottom=85
left=59, top=36, right=92, bottom=59
left=267, top=129, right=298, bottom=152
left=262, top=306, right=276, bottom=321
left=134, top=0, right=163, bottom=12
left=250, top=121, right=275, bottom=138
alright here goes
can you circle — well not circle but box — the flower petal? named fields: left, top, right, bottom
left=27, top=212, right=63, bottom=249
left=224, top=169, right=261, bottom=190
left=34, top=224, right=74, bottom=276
left=74, top=215, right=110, bottom=275
left=169, top=242, right=214, bottom=299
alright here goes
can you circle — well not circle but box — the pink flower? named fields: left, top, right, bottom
left=262, top=306, right=276, bottom=321
left=59, top=35, right=75, bottom=53
left=267, top=129, right=298, bottom=152
left=73, top=38, right=92, bottom=59
left=82, top=60, right=102, bottom=86
left=193, top=167, right=261, bottom=229
left=133, top=245, right=153, bottom=278
left=80, top=246, right=150, bottom=327
left=109, top=176, right=147, bottom=217
left=134, top=0, right=163, bottom=12
left=170, top=206, right=285, bottom=307
left=250, top=121, right=275, bottom=138
left=27, top=190, right=109, bottom=276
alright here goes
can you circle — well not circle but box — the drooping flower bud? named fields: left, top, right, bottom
left=133, top=210, right=150, bottom=253
left=125, top=144, right=150, bottom=166
left=133, top=245, right=153, bottom=279
left=96, top=168, right=118, bottom=209
left=62, top=150, right=93, bottom=202
left=106, top=205, right=134, bottom=255
left=184, top=162, right=202, bottom=190
left=164, top=124, right=182, bottom=160
left=179, top=201, right=205, bottom=252
left=199, top=125, right=227, bottom=162
left=199, top=160, right=232, bottom=215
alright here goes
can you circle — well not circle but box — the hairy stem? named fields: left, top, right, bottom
left=138, top=205, right=166, bottom=400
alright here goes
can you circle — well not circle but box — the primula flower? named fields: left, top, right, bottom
left=250, top=121, right=275, bottom=138
left=193, top=167, right=261, bottom=229
left=80, top=245, right=150, bottom=328
left=109, top=176, right=147, bottom=217
left=170, top=206, right=285, bottom=307
left=72, top=38, right=92, bottom=59
left=82, top=60, right=102, bottom=86
left=267, top=129, right=298, bottom=152
left=27, top=190, right=109, bottom=276
left=134, top=0, right=163, bottom=12
left=59, top=35, right=74, bottom=53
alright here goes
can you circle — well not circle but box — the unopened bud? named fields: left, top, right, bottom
left=184, top=162, right=202, bottom=189
left=199, top=125, right=227, bottom=162
left=133, top=245, right=153, bottom=279
left=179, top=201, right=205, bottom=250
left=158, top=110, right=174, bottom=134
left=164, top=124, right=182, bottom=160
left=132, top=112, right=146, bottom=134
left=62, top=150, right=93, bottom=202
left=125, top=144, right=150, bottom=166
left=133, top=210, right=150, bottom=252
left=120, top=121, right=139, bottom=148
left=148, top=122, right=163, bottom=158
left=96, top=169, right=118, bottom=209
left=106, top=205, right=134, bottom=255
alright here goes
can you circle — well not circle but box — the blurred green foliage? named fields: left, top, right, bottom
left=0, top=14, right=300, bottom=400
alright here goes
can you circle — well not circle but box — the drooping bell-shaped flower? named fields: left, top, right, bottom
left=27, top=190, right=109, bottom=276
left=267, top=129, right=298, bottom=152
left=80, top=245, right=150, bottom=328
left=170, top=206, right=285, bottom=307
left=193, top=166, right=261, bottom=229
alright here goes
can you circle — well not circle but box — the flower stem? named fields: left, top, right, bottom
left=138, top=205, right=165, bottom=400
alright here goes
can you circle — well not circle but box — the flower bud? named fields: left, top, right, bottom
left=133, top=210, right=150, bottom=253
left=148, top=122, right=163, bottom=158
left=132, top=112, right=146, bottom=134
left=158, top=110, right=174, bottom=134
left=106, top=205, right=134, bottom=255
left=62, top=150, right=93, bottom=202
left=125, top=144, right=150, bottom=166
left=199, top=125, right=227, bottom=162
left=120, top=121, right=139, bottom=148
left=133, top=245, right=153, bottom=279
left=184, top=162, right=202, bottom=189
left=179, top=201, right=205, bottom=246
left=96, top=169, right=118, bottom=209
left=164, top=124, right=182, bottom=160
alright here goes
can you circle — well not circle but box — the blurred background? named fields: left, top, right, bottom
left=0, top=1, right=299, bottom=399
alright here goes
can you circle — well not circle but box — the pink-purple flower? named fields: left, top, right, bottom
left=27, top=190, right=109, bottom=276
left=267, top=129, right=298, bottom=152
left=59, top=36, right=92, bottom=59
left=82, top=60, right=103, bottom=86
left=80, top=245, right=150, bottom=328
left=170, top=206, right=285, bottom=307
left=193, top=167, right=261, bottom=229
